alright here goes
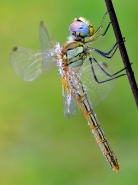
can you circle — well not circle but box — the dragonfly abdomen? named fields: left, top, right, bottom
left=70, top=76, right=119, bottom=172
left=82, top=96, right=119, bottom=172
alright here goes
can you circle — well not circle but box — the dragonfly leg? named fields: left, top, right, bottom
left=90, top=42, right=118, bottom=59
left=90, top=37, right=126, bottom=59
left=84, top=12, right=110, bottom=43
left=92, top=21, right=111, bottom=42
left=89, top=57, right=126, bottom=83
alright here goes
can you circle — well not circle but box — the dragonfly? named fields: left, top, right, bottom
left=10, top=12, right=126, bottom=172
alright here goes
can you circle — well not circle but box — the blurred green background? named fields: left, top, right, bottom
left=0, top=0, right=138, bottom=184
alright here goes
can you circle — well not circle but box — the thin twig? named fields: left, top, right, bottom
left=104, top=0, right=138, bottom=108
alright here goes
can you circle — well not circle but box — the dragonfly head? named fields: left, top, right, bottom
left=69, top=17, right=94, bottom=39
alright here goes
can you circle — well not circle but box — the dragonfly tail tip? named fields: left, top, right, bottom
left=113, top=165, right=120, bottom=173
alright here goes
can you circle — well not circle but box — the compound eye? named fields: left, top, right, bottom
left=69, top=21, right=89, bottom=37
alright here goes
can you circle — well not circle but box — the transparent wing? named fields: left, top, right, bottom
left=10, top=22, right=59, bottom=82
left=62, top=76, right=79, bottom=119
left=39, top=21, right=57, bottom=50
left=39, top=21, right=60, bottom=72
left=10, top=46, right=57, bottom=82
left=79, top=60, right=116, bottom=108
left=62, top=60, right=115, bottom=119
left=62, top=87, right=78, bottom=119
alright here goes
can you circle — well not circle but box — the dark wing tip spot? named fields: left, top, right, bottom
left=13, top=46, right=18, bottom=51
left=40, top=21, right=44, bottom=26
left=102, top=62, right=108, bottom=68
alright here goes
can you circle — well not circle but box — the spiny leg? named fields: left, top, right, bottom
left=89, top=57, right=126, bottom=83
left=92, top=21, right=111, bottom=42
left=90, top=37, right=126, bottom=59
left=90, top=41, right=118, bottom=59
left=92, top=57, right=129, bottom=77
left=85, top=11, right=109, bottom=43
left=94, top=43, right=118, bottom=59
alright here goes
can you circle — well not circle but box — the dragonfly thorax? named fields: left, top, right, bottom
left=60, top=41, right=88, bottom=68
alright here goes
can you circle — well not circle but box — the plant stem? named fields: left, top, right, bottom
left=105, top=0, right=138, bottom=108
